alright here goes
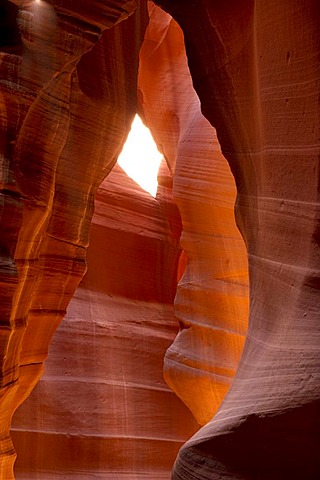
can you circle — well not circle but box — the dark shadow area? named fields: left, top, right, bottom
left=184, top=401, right=320, bottom=479
left=0, top=0, right=22, bottom=54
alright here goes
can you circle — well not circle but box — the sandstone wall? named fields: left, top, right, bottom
left=155, top=0, right=320, bottom=478
left=11, top=165, right=198, bottom=478
left=138, top=3, right=249, bottom=426
left=1, top=0, right=319, bottom=479
left=1, top=1, right=145, bottom=477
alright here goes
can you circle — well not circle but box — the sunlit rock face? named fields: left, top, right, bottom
left=154, top=0, right=320, bottom=478
left=1, top=1, right=146, bottom=478
left=11, top=165, right=198, bottom=478
left=138, top=3, right=249, bottom=426
left=1, top=0, right=319, bottom=479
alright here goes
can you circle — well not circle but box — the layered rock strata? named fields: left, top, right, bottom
left=11, top=165, right=198, bottom=478
left=1, top=0, right=319, bottom=479
left=154, top=0, right=320, bottom=478
left=138, top=3, right=249, bottom=426
left=8, top=2, right=249, bottom=475
left=1, top=1, right=146, bottom=477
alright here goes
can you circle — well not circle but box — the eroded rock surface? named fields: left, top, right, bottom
left=11, top=165, right=198, bottom=478
left=138, top=3, right=249, bottom=426
left=154, top=0, right=320, bottom=478
left=1, top=0, right=319, bottom=479
left=1, top=1, right=146, bottom=477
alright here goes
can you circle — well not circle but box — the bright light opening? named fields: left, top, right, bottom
left=117, top=115, right=162, bottom=197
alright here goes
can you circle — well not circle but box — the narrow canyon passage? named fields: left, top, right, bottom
left=1, top=0, right=319, bottom=479
left=10, top=7, right=249, bottom=475
left=11, top=163, right=198, bottom=478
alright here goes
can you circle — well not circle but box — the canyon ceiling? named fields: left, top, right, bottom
left=0, top=0, right=319, bottom=479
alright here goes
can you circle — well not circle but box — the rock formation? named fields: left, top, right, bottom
left=1, top=0, right=319, bottom=479
left=11, top=164, right=198, bottom=478
left=138, top=3, right=249, bottom=426
left=10, top=5, right=249, bottom=476
left=153, top=0, right=320, bottom=478
left=1, top=1, right=146, bottom=477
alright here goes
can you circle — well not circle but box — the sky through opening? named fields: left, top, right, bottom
left=117, top=115, right=162, bottom=197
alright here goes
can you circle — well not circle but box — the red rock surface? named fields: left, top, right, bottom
left=1, top=0, right=319, bottom=479
left=154, top=0, right=320, bottom=478
left=138, top=4, right=249, bottom=426
left=1, top=2, right=147, bottom=478
left=11, top=165, right=198, bottom=478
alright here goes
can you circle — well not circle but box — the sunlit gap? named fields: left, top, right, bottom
left=117, top=115, right=163, bottom=197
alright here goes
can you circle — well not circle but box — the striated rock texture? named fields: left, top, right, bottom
left=1, top=1, right=146, bottom=478
left=11, top=165, right=198, bottom=478
left=153, top=0, right=320, bottom=479
left=1, top=0, right=319, bottom=479
left=138, top=3, right=249, bottom=426
left=7, top=2, right=249, bottom=474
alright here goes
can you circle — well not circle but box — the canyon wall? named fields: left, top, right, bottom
left=10, top=3, right=248, bottom=477
left=1, top=1, right=145, bottom=477
left=1, top=0, right=319, bottom=479
left=11, top=164, right=198, bottom=478
left=154, top=0, right=320, bottom=478
left=138, top=3, right=249, bottom=426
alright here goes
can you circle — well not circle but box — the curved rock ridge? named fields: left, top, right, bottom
left=11, top=164, right=198, bottom=478
left=1, top=1, right=147, bottom=477
left=154, top=0, right=320, bottom=478
left=138, top=3, right=249, bottom=426
left=49, top=0, right=139, bottom=30
left=1, top=0, right=319, bottom=478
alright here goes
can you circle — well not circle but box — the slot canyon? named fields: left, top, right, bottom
left=0, top=0, right=319, bottom=479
